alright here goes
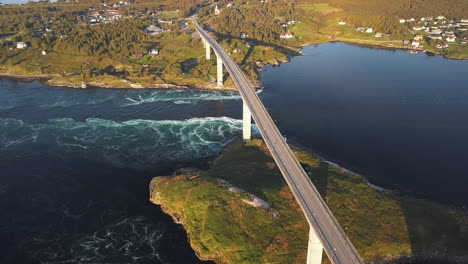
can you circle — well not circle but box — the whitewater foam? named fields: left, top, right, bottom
left=0, top=117, right=246, bottom=169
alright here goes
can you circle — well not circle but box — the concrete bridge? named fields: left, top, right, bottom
left=194, top=19, right=364, bottom=264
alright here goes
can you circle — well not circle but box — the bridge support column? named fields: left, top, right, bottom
left=243, top=101, right=251, bottom=140
left=217, top=55, right=223, bottom=87
left=202, top=37, right=206, bottom=48
left=205, top=42, right=211, bottom=60
left=307, top=228, right=323, bottom=264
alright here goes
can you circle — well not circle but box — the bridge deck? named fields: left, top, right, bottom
left=194, top=20, right=363, bottom=264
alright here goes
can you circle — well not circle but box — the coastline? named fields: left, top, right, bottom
left=149, top=140, right=468, bottom=264
left=1, top=39, right=464, bottom=91
left=0, top=71, right=241, bottom=91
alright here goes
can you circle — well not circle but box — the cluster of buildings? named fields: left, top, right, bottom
left=84, top=1, right=139, bottom=25
left=354, top=26, right=374, bottom=34
left=278, top=20, right=298, bottom=39
left=131, top=48, right=159, bottom=60
left=399, top=16, right=467, bottom=45
left=337, top=20, right=375, bottom=35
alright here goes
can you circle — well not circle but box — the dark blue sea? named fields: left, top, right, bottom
left=0, top=42, right=467, bottom=263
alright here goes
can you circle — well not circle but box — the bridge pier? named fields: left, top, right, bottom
left=307, top=228, right=323, bottom=264
left=243, top=101, right=251, bottom=140
left=205, top=42, right=211, bottom=60
left=217, top=55, right=223, bottom=87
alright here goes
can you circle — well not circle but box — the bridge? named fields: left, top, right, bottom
left=194, top=19, right=364, bottom=264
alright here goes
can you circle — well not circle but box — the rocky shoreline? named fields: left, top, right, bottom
left=0, top=71, right=243, bottom=91
left=149, top=176, right=223, bottom=264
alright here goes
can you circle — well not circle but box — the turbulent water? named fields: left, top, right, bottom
left=1, top=42, right=467, bottom=263
left=0, top=79, right=246, bottom=264
left=0, top=117, right=242, bottom=169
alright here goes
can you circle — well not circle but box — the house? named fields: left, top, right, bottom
left=365, top=28, right=373, bottom=33
left=414, top=35, right=424, bottom=41
left=214, top=4, right=220, bottom=15
left=149, top=49, right=159, bottom=55
left=407, top=18, right=416, bottom=22
left=411, top=40, right=420, bottom=47
left=399, top=18, right=406, bottom=23
left=446, top=36, right=456, bottom=42
left=374, top=32, right=382, bottom=38
left=280, top=23, right=287, bottom=27
left=280, top=32, right=294, bottom=39
left=437, top=42, right=449, bottom=48
left=430, top=29, right=443, bottom=34
left=338, top=21, right=346, bottom=25
left=429, top=34, right=443, bottom=40
left=131, top=53, right=144, bottom=59
left=41, top=50, right=47, bottom=55
left=16, top=42, right=27, bottom=49
left=355, top=27, right=365, bottom=32
left=226, top=3, right=233, bottom=7
left=146, top=25, right=163, bottom=36
left=413, top=26, right=425, bottom=31
left=158, top=19, right=173, bottom=25
left=437, top=15, right=446, bottom=20
left=420, top=17, right=426, bottom=21
left=240, top=32, right=248, bottom=39
left=105, top=9, right=121, bottom=15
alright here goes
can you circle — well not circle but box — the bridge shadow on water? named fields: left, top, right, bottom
left=396, top=197, right=468, bottom=263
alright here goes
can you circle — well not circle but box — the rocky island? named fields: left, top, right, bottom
left=150, top=139, right=468, bottom=263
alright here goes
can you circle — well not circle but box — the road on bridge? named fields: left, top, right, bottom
left=193, top=19, right=364, bottom=264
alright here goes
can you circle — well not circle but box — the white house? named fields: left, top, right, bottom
left=407, top=18, right=416, bottom=22
left=411, top=40, right=420, bottom=47
left=16, top=42, right=27, bottom=49
left=413, top=26, right=425, bottom=31
left=226, top=3, right=233, bottom=7
left=429, top=34, right=442, bottom=40
left=374, top=32, right=382, bottom=38
left=280, top=32, right=294, bottom=39
left=399, top=18, right=406, bottom=23
left=146, top=25, right=163, bottom=36
left=366, top=28, right=373, bottom=33
left=446, top=36, right=456, bottom=42
left=214, top=4, right=220, bottom=15
left=240, top=32, right=248, bottom=39
left=338, top=21, right=346, bottom=25
left=437, top=15, right=446, bottom=20
left=150, top=49, right=159, bottom=55
left=41, top=50, right=47, bottom=55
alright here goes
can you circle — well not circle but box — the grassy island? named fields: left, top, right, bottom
left=150, top=139, right=468, bottom=264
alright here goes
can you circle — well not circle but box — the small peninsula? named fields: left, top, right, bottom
left=150, top=139, right=468, bottom=263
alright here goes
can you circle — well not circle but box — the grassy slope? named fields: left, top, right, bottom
left=151, top=139, right=468, bottom=263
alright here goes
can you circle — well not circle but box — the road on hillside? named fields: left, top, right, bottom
left=193, top=19, right=364, bottom=264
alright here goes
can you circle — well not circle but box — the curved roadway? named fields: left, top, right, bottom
left=194, top=19, right=364, bottom=264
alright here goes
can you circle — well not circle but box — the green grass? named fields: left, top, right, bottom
left=151, top=139, right=468, bottom=264
left=298, top=3, right=341, bottom=14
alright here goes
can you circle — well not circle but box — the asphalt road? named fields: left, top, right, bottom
left=194, top=19, right=364, bottom=264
